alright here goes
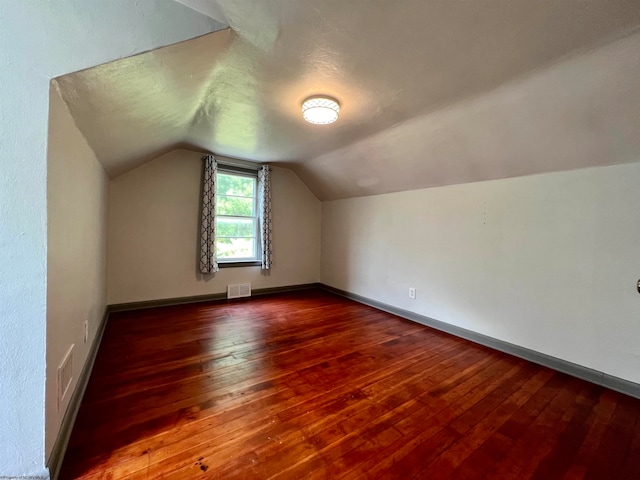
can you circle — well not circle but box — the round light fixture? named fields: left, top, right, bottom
left=302, top=96, right=340, bottom=124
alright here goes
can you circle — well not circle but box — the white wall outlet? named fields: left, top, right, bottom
left=83, top=320, right=89, bottom=343
left=409, top=287, right=416, bottom=299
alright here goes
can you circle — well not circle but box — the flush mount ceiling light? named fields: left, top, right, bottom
left=302, top=96, right=340, bottom=124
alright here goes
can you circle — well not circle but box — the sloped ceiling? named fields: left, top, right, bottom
left=54, top=0, right=640, bottom=199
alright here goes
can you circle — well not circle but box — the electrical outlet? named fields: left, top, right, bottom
left=83, top=320, right=89, bottom=343
left=409, top=287, right=416, bottom=299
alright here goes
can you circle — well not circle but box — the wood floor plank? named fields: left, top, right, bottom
left=449, top=371, right=565, bottom=479
left=582, top=393, right=640, bottom=480
left=111, top=333, right=458, bottom=478
left=529, top=382, right=602, bottom=480
left=619, top=412, right=640, bottom=480
left=419, top=368, right=554, bottom=479
left=59, top=289, right=640, bottom=479
left=360, top=361, right=535, bottom=480
left=483, top=376, right=586, bottom=480
left=562, top=389, right=618, bottom=480
left=278, top=347, right=495, bottom=479
left=341, top=357, right=530, bottom=479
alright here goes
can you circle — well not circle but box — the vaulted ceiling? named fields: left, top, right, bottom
left=54, top=0, right=640, bottom=199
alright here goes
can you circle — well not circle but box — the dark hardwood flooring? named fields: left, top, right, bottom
left=59, top=289, right=640, bottom=479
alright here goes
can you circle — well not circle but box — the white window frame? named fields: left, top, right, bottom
left=215, top=166, right=262, bottom=267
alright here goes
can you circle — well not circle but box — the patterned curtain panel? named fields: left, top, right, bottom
left=200, top=155, right=219, bottom=273
left=258, top=165, right=273, bottom=269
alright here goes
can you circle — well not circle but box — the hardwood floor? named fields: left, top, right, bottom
left=59, top=289, right=640, bottom=479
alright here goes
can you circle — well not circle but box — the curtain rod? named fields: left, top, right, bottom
left=204, top=154, right=263, bottom=171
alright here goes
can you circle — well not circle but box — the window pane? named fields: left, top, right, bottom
left=216, top=237, right=255, bottom=259
left=214, top=170, right=258, bottom=262
left=217, top=195, right=254, bottom=216
left=216, top=217, right=255, bottom=237
left=216, top=173, right=254, bottom=197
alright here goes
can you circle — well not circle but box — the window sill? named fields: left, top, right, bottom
left=218, top=261, right=262, bottom=268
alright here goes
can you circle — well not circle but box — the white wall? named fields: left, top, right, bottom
left=108, top=150, right=321, bottom=304
left=45, top=84, right=108, bottom=459
left=0, top=1, right=218, bottom=476
left=322, top=162, right=640, bottom=384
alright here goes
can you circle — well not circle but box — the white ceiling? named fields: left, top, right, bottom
left=54, top=0, right=640, bottom=199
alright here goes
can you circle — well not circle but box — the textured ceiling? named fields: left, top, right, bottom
left=54, top=0, right=640, bottom=198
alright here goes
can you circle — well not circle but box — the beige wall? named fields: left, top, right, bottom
left=321, top=162, right=640, bottom=384
left=46, top=83, right=108, bottom=458
left=107, top=150, right=321, bottom=304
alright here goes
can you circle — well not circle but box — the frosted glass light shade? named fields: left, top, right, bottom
left=302, top=96, right=340, bottom=124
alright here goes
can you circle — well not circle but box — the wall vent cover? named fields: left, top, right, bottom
left=58, top=344, right=74, bottom=410
left=227, top=283, right=251, bottom=299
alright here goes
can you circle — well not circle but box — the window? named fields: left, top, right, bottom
left=215, top=167, right=260, bottom=265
